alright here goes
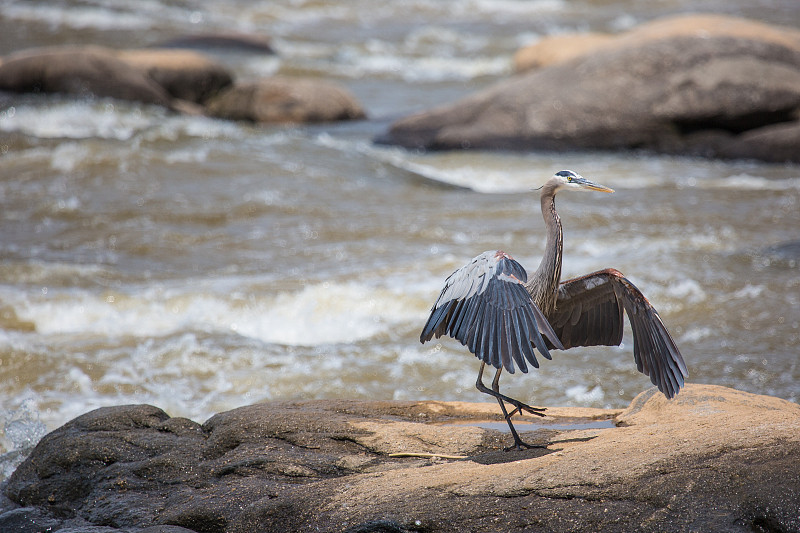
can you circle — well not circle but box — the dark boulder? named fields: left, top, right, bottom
left=2, top=385, right=799, bottom=532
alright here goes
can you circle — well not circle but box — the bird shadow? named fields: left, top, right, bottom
left=469, top=433, right=598, bottom=465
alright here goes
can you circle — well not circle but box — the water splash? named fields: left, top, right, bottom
left=0, top=399, right=48, bottom=482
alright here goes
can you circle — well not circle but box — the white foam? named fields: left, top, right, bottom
left=664, top=278, right=707, bottom=304
left=0, top=102, right=157, bottom=140
left=2, top=4, right=153, bottom=30
left=700, top=174, right=800, bottom=191
left=0, top=399, right=48, bottom=481
left=332, top=141, right=536, bottom=193
left=466, top=0, right=566, bottom=16
left=7, top=279, right=426, bottom=347
left=344, top=53, right=510, bottom=82
left=733, top=284, right=764, bottom=299
left=565, top=384, right=605, bottom=404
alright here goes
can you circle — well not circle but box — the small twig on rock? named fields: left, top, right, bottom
left=388, top=452, right=468, bottom=460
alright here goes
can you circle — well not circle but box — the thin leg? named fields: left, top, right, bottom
left=475, top=362, right=548, bottom=451
left=475, top=363, right=546, bottom=417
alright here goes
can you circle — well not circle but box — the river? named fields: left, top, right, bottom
left=1, top=0, right=798, bottom=474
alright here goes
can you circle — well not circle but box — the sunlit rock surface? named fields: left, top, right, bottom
left=1, top=384, right=798, bottom=532
left=115, top=49, right=233, bottom=104
left=383, top=14, right=800, bottom=163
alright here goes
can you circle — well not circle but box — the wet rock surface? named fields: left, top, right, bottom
left=382, top=14, right=800, bottom=163
left=2, top=384, right=799, bottom=532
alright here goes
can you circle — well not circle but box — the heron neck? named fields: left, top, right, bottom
left=530, top=192, right=563, bottom=311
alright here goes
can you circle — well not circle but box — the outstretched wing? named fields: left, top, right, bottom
left=546, top=268, right=688, bottom=398
left=420, top=250, right=563, bottom=374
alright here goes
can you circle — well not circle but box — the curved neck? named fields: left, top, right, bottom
left=529, top=190, right=563, bottom=312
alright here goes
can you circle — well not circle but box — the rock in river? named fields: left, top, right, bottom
left=205, top=76, right=366, bottom=124
left=0, top=46, right=177, bottom=108
left=1, top=384, right=798, bottom=532
left=382, top=14, right=800, bottom=163
left=0, top=45, right=365, bottom=125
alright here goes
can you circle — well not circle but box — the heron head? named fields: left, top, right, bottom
left=551, top=170, right=614, bottom=194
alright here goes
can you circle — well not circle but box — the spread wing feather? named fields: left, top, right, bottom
left=420, top=250, right=563, bottom=374
left=545, top=268, right=688, bottom=398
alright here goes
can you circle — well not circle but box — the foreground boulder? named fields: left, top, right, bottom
left=2, top=384, right=798, bottom=532
left=205, top=77, right=366, bottom=123
left=382, top=14, right=800, bottom=163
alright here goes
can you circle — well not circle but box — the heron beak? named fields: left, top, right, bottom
left=578, top=178, right=614, bottom=193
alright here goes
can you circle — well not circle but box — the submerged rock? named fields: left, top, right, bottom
left=383, top=14, right=800, bottom=163
left=1, top=385, right=798, bottom=532
left=154, top=33, right=275, bottom=55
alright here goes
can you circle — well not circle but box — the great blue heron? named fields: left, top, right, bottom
left=420, top=170, right=688, bottom=450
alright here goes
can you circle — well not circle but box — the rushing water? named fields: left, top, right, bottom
left=1, top=0, right=799, bottom=472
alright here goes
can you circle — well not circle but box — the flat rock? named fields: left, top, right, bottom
left=2, top=384, right=798, bottom=532
left=383, top=14, right=800, bottom=163
left=205, top=77, right=366, bottom=123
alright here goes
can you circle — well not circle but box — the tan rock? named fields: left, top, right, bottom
left=514, top=13, right=800, bottom=73
left=384, top=14, right=800, bottom=162
left=116, top=48, right=233, bottom=103
left=205, top=77, right=366, bottom=124
left=621, top=13, right=800, bottom=51
left=513, top=32, right=613, bottom=72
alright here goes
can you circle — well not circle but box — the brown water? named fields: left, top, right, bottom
left=1, top=0, right=799, bottom=476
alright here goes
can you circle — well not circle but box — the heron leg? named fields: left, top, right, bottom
left=475, top=363, right=547, bottom=451
left=475, top=362, right=546, bottom=417
left=491, top=367, right=548, bottom=451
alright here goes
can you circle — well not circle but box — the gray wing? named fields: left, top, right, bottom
left=420, top=250, right=563, bottom=374
left=546, top=268, right=688, bottom=399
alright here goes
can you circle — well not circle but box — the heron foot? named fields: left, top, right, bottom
left=475, top=363, right=546, bottom=418
left=506, top=400, right=546, bottom=419
left=504, top=438, right=549, bottom=452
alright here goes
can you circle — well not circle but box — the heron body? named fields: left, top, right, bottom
left=420, top=170, right=688, bottom=450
